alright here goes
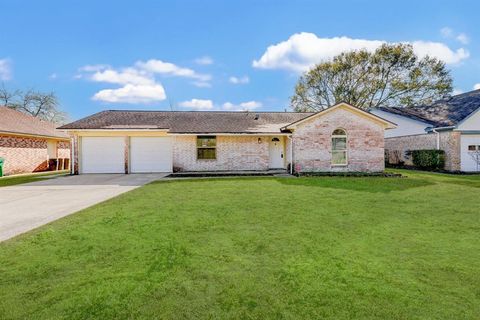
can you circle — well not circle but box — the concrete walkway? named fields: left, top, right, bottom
left=0, top=174, right=167, bottom=242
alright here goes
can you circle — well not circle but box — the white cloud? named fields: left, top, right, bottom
left=192, top=81, right=212, bottom=88
left=222, top=101, right=262, bottom=111
left=440, top=27, right=469, bottom=45
left=452, top=88, right=464, bottom=95
left=440, top=27, right=453, bottom=38
left=49, top=73, right=58, bottom=80
left=0, top=59, right=12, bottom=81
left=411, top=41, right=469, bottom=64
left=474, top=84, right=480, bottom=90
left=92, top=84, right=166, bottom=104
left=179, top=99, right=214, bottom=110
left=229, top=76, right=249, bottom=84
left=253, top=32, right=470, bottom=73
left=456, top=33, right=469, bottom=45
left=90, top=68, right=153, bottom=85
left=136, top=59, right=211, bottom=82
left=195, top=56, right=214, bottom=65
left=79, top=59, right=212, bottom=103
left=79, top=64, right=109, bottom=72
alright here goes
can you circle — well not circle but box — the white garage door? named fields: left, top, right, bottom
left=81, top=137, right=125, bottom=173
left=461, top=134, right=480, bottom=172
left=130, top=137, right=173, bottom=173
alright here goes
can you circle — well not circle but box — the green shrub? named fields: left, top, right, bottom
left=410, top=149, right=445, bottom=170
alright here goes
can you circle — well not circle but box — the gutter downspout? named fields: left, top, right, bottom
left=432, top=128, right=440, bottom=150
left=287, top=134, right=293, bottom=175
left=429, top=126, right=455, bottom=150
left=70, top=136, right=75, bottom=175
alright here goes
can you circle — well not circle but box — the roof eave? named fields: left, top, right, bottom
left=282, top=102, right=397, bottom=130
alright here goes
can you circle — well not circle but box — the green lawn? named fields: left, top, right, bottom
left=0, top=171, right=479, bottom=319
left=0, top=170, right=69, bottom=187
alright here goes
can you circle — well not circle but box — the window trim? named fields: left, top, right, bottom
left=331, top=128, right=348, bottom=166
left=196, top=135, right=217, bottom=160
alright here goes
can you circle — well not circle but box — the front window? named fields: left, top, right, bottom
left=197, top=136, right=216, bottom=160
left=332, top=129, right=347, bottom=165
left=468, top=145, right=479, bottom=151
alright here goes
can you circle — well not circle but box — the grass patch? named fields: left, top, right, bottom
left=0, top=170, right=479, bottom=319
left=0, top=171, right=68, bottom=187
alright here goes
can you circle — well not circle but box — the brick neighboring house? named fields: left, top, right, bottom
left=58, top=102, right=396, bottom=174
left=371, top=89, right=480, bottom=172
left=0, top=106, right=70, bottom=176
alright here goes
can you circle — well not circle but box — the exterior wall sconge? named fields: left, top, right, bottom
left=258, top=138, right=262, bottom=144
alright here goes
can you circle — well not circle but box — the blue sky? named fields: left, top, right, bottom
left=1, top=0, right=479, bottom=120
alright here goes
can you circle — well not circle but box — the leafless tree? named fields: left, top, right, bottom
left=0, top=83, right=68, bottom=124
left=469, top=148, right=480, bottom=172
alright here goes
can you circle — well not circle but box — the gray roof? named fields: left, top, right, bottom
left=58, top=110, right=314, bottom=134
left=378, top=89, right=480, bottom=127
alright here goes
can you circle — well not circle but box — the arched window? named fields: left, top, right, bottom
left=332, top=129, right=347, bottom=165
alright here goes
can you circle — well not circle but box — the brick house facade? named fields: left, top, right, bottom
left=291, top=107, right=385, bottom=173
left=62, top=103, right=396, bottom=174
left=0, top=107, right=70, bottom=176
left=0, top=136, right=71, bottom=175
left=385, top=131, right=461, bottom=171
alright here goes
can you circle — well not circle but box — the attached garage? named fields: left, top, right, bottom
left=130, top=137, right=172, bottom=173
left=460, top=134, right=480, bottom=172
left=81, top=137, right=125, bottom=174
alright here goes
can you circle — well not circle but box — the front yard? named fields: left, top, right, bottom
left=0, top=171, right=479, bottom=319
left=0, top=171, right=69, bottom=187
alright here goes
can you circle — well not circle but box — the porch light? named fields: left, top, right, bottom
left=258, top=138, right=262, bottom=144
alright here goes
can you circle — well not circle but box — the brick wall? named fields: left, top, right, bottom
left=385, top=131, right=461, bottom=171
left=173, top=135, right=270, bottom=171
left=0, top=135, right=48, bottom=175
left=57, top=140, right=71, bottom=159
left=292, top=108, right=385, bottom=173
left=0, top=135, right=71, bottom=175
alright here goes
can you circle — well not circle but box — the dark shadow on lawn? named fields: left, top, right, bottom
left=276, top=176, right=434, bottom=193
left=153, top=176, right=434, bottom=193
left=441, top=179, right=480, bottom=189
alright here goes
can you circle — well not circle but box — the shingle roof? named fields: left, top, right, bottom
left=0, top=106, right=69, bottom=138
left=378, top=89, right=480, bottom=127
left=58, top=110, right=315, bottom=134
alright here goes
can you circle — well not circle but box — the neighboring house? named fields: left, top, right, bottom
left=58, top=102, right=396, bottom=174
left=371, top=89, right=480, bottom=172
left=0, top=106, right=70, bottom=176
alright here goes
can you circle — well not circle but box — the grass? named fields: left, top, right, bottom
left=0, top=170, right=69, bottom=187
left=0, top=170, right=479, bottom=319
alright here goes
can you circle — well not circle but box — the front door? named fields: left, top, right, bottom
left=269, top=137, right=284, bottom=168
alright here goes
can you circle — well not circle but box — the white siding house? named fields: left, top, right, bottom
left=370, top=109, right=430, bottom=138
left=374, top=90, right=480, bottom=172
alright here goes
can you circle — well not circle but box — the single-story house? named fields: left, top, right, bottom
left=59, top=102, right=396, bottom=175
left=0, top=106, right=70, bottom=176
left=371, top=89, right=480, bottom=172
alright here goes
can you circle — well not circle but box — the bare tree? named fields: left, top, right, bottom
left=0, top=84, right=68, bottom=124
left=469, top=147, right=480, bottom=172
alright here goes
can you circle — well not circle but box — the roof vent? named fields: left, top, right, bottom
left=254, top=113, right=259, bottom=120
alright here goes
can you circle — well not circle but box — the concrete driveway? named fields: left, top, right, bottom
left=0, top=174, right=167, bottom=242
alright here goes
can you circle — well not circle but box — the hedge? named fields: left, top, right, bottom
left=409, top=149, right=445, bottom=170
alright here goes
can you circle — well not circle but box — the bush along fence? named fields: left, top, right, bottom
left=385, top=149, right=445, bottom=171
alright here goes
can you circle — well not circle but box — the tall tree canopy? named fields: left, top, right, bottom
left=291, top=44, right=453, bottom=112
left=0, top=84, right=68, bottom=124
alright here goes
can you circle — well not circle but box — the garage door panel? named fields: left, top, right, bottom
left=81, top=137, right=125, bottom=174
left=461, top=135, right=480, bottom=172
left=130, top=137, right=172, bottom=173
